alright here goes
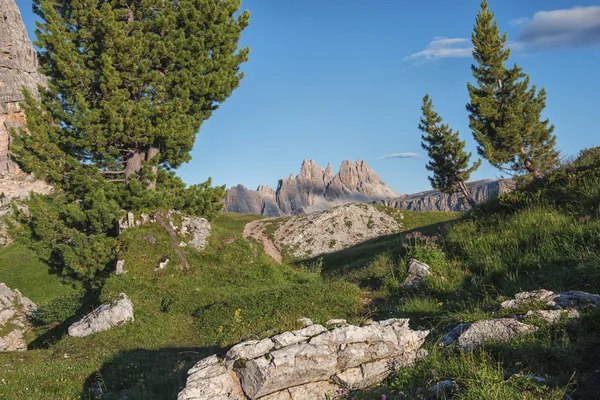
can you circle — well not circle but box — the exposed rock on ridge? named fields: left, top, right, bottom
left=0, top=0, right=47, bottom=175
left=225, top=159, right=399, bottom=217
left=178, top=318, right=429, bottom=400
left=379, top=179, right=515, bottom=212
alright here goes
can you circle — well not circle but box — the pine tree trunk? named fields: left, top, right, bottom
left=124, top=147, right=144, bottom=182
left=458, top=181, right=477, bottom=209
left=145, top=145, right=159, bottom=190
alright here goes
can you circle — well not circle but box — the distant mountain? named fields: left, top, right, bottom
left=378, top=179, right=516, bottom=212
left=224, top=160, right=515, bottom=216
left=224, top=159, right=399, bottom=216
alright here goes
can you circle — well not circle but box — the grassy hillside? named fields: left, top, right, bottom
left=1, top=148, right=600, bottom=399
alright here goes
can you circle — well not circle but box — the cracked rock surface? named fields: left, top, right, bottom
left=178, top=318, right=428, bottom=400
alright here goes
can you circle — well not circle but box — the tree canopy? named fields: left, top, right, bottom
left=466, top=0, right=558, bottom=178
left=419, top=94, right=481, bottom=208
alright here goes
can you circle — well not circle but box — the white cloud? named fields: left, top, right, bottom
left=405, top=37, right=473, bottom=63
left=378, top=153, right=422, bottom=159
left=513, top=6, right=600, bottom=49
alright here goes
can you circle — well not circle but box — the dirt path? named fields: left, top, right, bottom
left=242, top=219, right=283, bottom=263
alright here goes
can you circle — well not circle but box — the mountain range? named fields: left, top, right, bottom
left=224, top=160, right=514, bottom=216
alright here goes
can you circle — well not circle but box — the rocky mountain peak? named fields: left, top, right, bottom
left=0, top=0, right=47, bottom=176
left=226, top=159, right=400, bottom=216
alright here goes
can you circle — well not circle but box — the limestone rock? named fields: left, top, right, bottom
left=296, top=317, right=313, bottom=328
left=400, top=259, right=431, bottom=289
left=380, top=179, right=515, bottom=212
left=179, top=318, right=428, bottom=400
left=181, top=216, right=211, bottom=251
left=244, top=203, right=401, bottom=261
left=68, top=293, right=134, bottom=337
left=115, top=260, right=126, bottom=275
left=407, top=259, right=431, bottom=277
left=0, top=0, right=47, bottom=176
left=0, top=283, right=36, bottom=352
left=500, top=289, right=557, bottom=309
left=439, top=323, right=471, bottom=347
left=457, top=319, right=537, bottom=350
left=524, top=309, right=581, bottom=324
left=225, top=159, right=399, bottom=217
left=553, top=290, right=600, bottom=309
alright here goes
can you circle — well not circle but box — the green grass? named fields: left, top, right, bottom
left=298, top=207, right=461, bottom=279
left=0, top=212, right=361, bottom=399
left=3, top=149, right=600, bottom=399
left=0, top=242, right=75, bottom=305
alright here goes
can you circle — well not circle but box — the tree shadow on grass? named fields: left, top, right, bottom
left=81, top=346, right=219, bottom=400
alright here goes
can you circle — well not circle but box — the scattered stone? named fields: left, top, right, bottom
left=142, top=235, right=157, bottom=245
left=224, top=238, right=237, bottom=246
left=325, top=319, right=347, bottom=327
left=400, top=259, right=431, bottom=289
left=181, top=216, right=211, bottom=251
left=439, top=323, right=471, bottom=347
left=456, top=319, right=537, bottom=350
left=400, top=275, right=424, bottom=290
left=179, top=241, right=188, bottom=247
left=156, top=257, right=169, bottom=271
left=179, top=318, right=429, bottom=400
left=407, top=259, right=431, bottom=277
left=115, top=260, right=126, bottom=275
left=500, top=289, right=557, bottom=309
left=296, top=317, right=313, bottom=327
left=524, top=309, right=581, bottom=325
left=0, top=283, right=36, bottom=352
left=553, top=290, right=600, bottom=309
left=68, top=293, right=134, bottom=337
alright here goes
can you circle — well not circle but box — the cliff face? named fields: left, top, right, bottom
left=379, top=179, right=516, bottom=212
left=0, top=0, right=47, bottom=175
left=225, top=159, right=399, bottom=216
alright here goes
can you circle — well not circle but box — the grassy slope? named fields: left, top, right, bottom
left=3, top=147, right=600, bottom=400
left=0, top=242, right=74, bottom=304
left=0, top=212, right=361, bottom=399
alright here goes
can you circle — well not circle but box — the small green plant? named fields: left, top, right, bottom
left=30, top=286, right=86, bottom=326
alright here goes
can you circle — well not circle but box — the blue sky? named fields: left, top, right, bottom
left=15, top=0, right=600, bottom=194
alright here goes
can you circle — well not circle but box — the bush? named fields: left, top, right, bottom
left=30, top=286, right=86, bottom=326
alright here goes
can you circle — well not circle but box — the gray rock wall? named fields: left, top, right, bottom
left=379, top=179, right=516, bottom=212
left=0, top=0, right=47, bottom=175
left=225, top=159, right=399, bottom=217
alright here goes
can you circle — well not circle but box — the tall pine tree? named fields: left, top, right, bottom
left=467, top=0, right=558, bottom=178
left=419, top=95, right=481, bottom=209
left=9, top=0, right=248, bottom=284
left=24, top=0, right=250, bottom=187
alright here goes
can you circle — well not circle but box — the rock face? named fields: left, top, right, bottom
left=379, top=179, right=515, bottom=212
left=0, top=283, right=36, bottom=352
left=178, top=318, right=429, bottom=400
left=0, top=0, right=47, bottom=176
left=243, top=203, right=402, bottom=261
left=441, top=289, right=598, bottom=350
left=225, top=160, right=399, bottom=217
left=68, top=293, right=134, bottom=337
left=180, top=216, right=211, bottom=251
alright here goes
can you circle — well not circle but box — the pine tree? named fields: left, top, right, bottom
left=9, top=0, right=249, bottom=284
left=419, top=95, right=481, bottom=208
left=26, top=0, right=250, bottom=188
left=467, top=0, right=558, bottom=178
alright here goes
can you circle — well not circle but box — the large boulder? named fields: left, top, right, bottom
left=178, top=318, right=428, bottom=400
left=0, top=283, right=36, bottom=352
left=68, top=293, right=134, bottom=337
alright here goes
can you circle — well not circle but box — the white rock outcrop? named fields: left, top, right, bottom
left=178, top=318, right=429, bottom=400
left=0, top=283, right=36, bottom=352
left=68, top=293, right=134, bottom=337
left=180, top=216, right=211, bottom=251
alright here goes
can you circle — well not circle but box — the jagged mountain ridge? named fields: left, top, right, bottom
left=379, top=179, right=516, bottom=212
left=224, top=159, right=399, bottom=216
left=225, top=160, right=515, bottom=216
